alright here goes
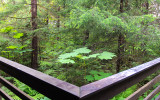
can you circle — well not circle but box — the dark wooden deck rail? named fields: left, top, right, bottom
left=0, top=57, right=160, bottom=100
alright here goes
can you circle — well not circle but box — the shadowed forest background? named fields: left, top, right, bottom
left=0, top=0, right=160, bottom=99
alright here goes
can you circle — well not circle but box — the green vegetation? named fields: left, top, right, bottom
left=0, top=0, right=160, bottom=99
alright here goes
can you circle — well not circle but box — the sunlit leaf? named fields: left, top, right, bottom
left=82, top=56, right=90, bottom=59
left=6, top=46, right=17, bottom=49
left=1, top=51, right=11, bottom=53
left=98, top=51, right=116, bottom=60
left=58, top=52, right=79, bottom=59
left=88, top=53, right=100, bottom=58
left=73, top=47, right=91, bottom=54
left=58, top=59, right=75, bottom=64
left=82, top=53, right=100, bottom=59
left=13, top=33, right=24, bottom=38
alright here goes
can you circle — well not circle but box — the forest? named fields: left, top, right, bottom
left=0, top=0, right=160, bottom=100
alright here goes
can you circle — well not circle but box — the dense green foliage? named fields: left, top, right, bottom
left=0, top=0, right=160, bottom=99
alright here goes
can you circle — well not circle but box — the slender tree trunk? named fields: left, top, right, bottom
left=120, top=0, right=124, bottom=13
left=31, top=0, right=37, bottom=30
left=46, top=0, right=49, bottom=25
left=125, top=0, right=129, bottom=10
left=116, top=33, right=125, bottom=73
left=116, top=0, right=124, bottom=73
left=145, top=0, right=149, bottom=14
left=57, top=7, right=60, bottom=28
left=83, top=30, right=89, bottom=46
left=31, top=0, right=38, bottom=69
left=63, top=0, right=66, bottom=9
left=22, top=36, right=25, bottom=63
left=46, top=14, right=49, bottom=25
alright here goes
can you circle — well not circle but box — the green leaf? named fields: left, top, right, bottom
left=14, top=49, right=33, bottom=53
left=58, top=59, right=75, bottom=64
left=1, top=51, right=11, bottom=53
left=13, top=33, right=23, bottom=38
left=23, top=49, right=33, bottom=52
left=82, top=56, right=90, bottom=59
left=82, top=53, right=100, bottom=59
left=90, top=70, right=99, bottom=75
left=98, top=51, right=116, bottom=60
left=99, top=72, right=112, bottom=77
left=119, top=97, right=125, bottom=100
left=94, top=74, right=102, bottom=80
left=73, top=47, right=91, bottom=54
left=58, top=52, right=79, bottom=59
left=85, top=75, right=94, bottom=81
left=88, top=53, right=100, bottom=58
left=6, top=46, right=17, bottom=49
left=18, top=45, right=27, bottom=49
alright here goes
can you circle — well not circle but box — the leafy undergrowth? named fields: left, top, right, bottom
left=138, top=82, right=160, bottom=100
left=85, top=70, right=112, bottom=82
left=2, top=77, right=51, bottom=100
left=58, top=47, right=116, bottom=64
left=56, top=47, right=116, bottom=86
left=111, top=76, right=160, bottom=100
left=111, top=85, right=137, bottom=100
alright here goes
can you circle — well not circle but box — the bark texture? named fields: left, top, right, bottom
left=31, top=0, right=38, bottom=69
left=116, top=0, right=125, bottom=73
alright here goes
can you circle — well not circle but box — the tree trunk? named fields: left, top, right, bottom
left=145, top=1, right=149, bottom=14
left=57, top=7, right=60, bottom=28
left=116, top=33, right=125, bottom=73
left=83, top=30, right=89, bottom=46
left=135, top=0, right=140, bottom=8
left=120, top=0, right=124, bottom=13
left=125, top=0, right=129, bottom=10
left=31, top=0, right=38, bottom=69
left=116, top=0, right=124, bottom=73
left=31, top=36, right=38, bottom=69
left=31, top=0, right=37, bottom=30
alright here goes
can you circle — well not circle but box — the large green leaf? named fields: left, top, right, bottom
left=6, top=46, right=17, bottom=49
left=14, top=49, right=33, bottom=53
left=1, top=51, right=11, bottom=53
left=89, top=70, right=99, bottom=75
left=73, top=47, right=91, bottom=54
left=82, top=56, right=90, bottom=59
left=98, top=51, right=116, bottom=60
left=58, top=52, right=79, bottom=59
left=94, top=74, right=102, bottom=80
left=85, top=75, right=94, bottom=81
left=82, top=53, right=100, bottom=59
left=13, top=33, right=23, bottom=38
left=58, top=59, right=75, bottom=64
left=88, top=53, right=100, bottom=58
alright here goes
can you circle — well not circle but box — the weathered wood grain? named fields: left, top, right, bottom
left=126, top=75, right=160, bottom=100
left=144, top=85, right=160, bottom=100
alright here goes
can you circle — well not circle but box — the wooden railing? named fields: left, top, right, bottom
left=0, top=57, right=160, bottom=100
